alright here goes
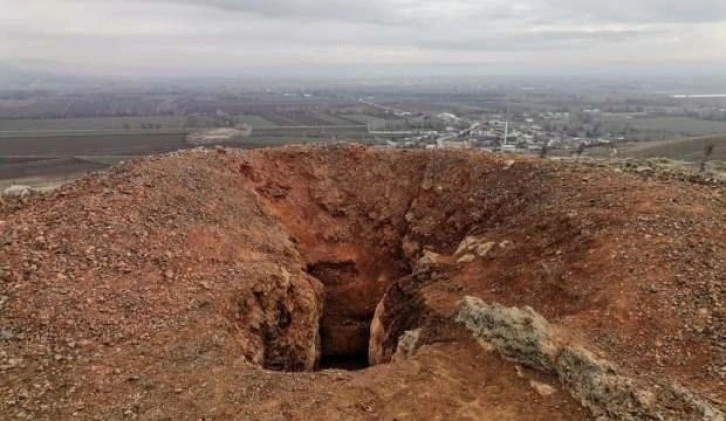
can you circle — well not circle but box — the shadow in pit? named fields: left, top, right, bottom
left=317, top=352, right=370, bottom=371
left=306, top=260, right=382, bottom=372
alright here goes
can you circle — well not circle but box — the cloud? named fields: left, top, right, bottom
left=153, top=0, right=726, bottom=25
left=170, top=0, right=398, bottom=23
left=0, top=0, right=724, bottom=75
left=542, top=0, right=726, bottom=24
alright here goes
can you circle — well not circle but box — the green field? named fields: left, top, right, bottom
left=310, top=112, right=355, bottom=126
left=0, top=114, right=280, bottom=133
left=234, top=115, right=279, bottom=129
left=622, top=135, right=726, bottom=161
left=586, top=135, right=726, bottom=162
left=0, top=129, right=189, bottom=139
left=0, top=116, right=187, bottom=132
left=343, top=114, right=387, bottom=124
left=621, top=116, right=726, bottom=135
left=342, top=114, right=403, bottom=130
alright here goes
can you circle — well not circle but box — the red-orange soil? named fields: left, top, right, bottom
left=0, top=144, right=723, bottom=420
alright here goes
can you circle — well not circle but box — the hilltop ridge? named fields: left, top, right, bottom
left=1, top=145, right=723, bottom=420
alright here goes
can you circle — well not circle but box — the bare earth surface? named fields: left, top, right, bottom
left=0, top=144, right=724, bottom=420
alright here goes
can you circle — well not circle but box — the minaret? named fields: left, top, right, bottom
left=504, top=119, right=509, bottom=145
left=503, top=103, right=510, bottom=145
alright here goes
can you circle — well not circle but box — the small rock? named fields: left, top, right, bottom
left=393, top=329, right=421, bottom=362
left=455, top=235, right=481, bottom=255
left=6, top=358, right=22, bottom=367
left=357, top=403, right=373, bottom=412
left=457, top=254, right=476, bottom=264
left=3, top=185, right=33, bottom=197
left=417, top=250, right=446, bottom=267
left=0, top=329, right=14, bottom=341
left=529, top=380, right=557, bottom=397
left=475, top=242, right=496, bottom=257
left=635, top=166, right=653, bottom=174
left=515, top=365, right=525, bottom=378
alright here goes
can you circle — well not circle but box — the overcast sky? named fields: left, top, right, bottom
left=1, top=0, right=726, bottom=77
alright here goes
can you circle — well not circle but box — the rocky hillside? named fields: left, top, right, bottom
left=1, top=144, right=723, bottom=420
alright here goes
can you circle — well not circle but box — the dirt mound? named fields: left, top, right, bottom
left=1, top=144, right=724, bottom=420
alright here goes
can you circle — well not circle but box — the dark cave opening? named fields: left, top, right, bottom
left=306, top=260, right=381, bottom=371
left=317, top=352, right=371, bottom=371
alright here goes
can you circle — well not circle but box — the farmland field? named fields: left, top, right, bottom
left=0, top=114, right=284, bottom=134
left=0, top=101, right=382, bottom=185
left=618, top=135, right=726, bottom=161
left=253, top=110, right=365, bottom=127
left=253, top=125, right=365, bottom=135
left=0, top=127, right=373, bottom=183
left=0, top=132, right=189, bottom=157
left=341, top=114, right=408, bottom=130
left=614, top=116, right=726, bottom=135
left=233, top=115, right=279, bottom=128
left=310, top=112, right=355, bottom=126
left=585, top=134, right=726, bottom=162
left=0, top=116, right=186, bottom=132
left=0, top=157, right=109, bottom=180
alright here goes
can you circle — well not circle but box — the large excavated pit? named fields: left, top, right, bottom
left=1, top=144, right=724, bottom=419
left=236, top=146, right=487, bottom=373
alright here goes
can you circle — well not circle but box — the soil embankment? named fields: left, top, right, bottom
left=1, top=144, right=723, bottom=419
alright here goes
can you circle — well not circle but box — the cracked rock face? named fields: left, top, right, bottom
left=234, top=267, right=323, bottom=372
left=456, top=297, right=557, bottom=372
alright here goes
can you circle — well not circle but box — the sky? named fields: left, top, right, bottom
left=1, top=0, right=726, bottom=78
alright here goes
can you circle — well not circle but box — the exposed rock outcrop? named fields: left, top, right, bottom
left=456, top=296, right=724, bottom=421
left=368, top=275, right=428, bottom=366
left=234, top=267, right=324, bottom=372
left=2, top=185, right=33, bottom=197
